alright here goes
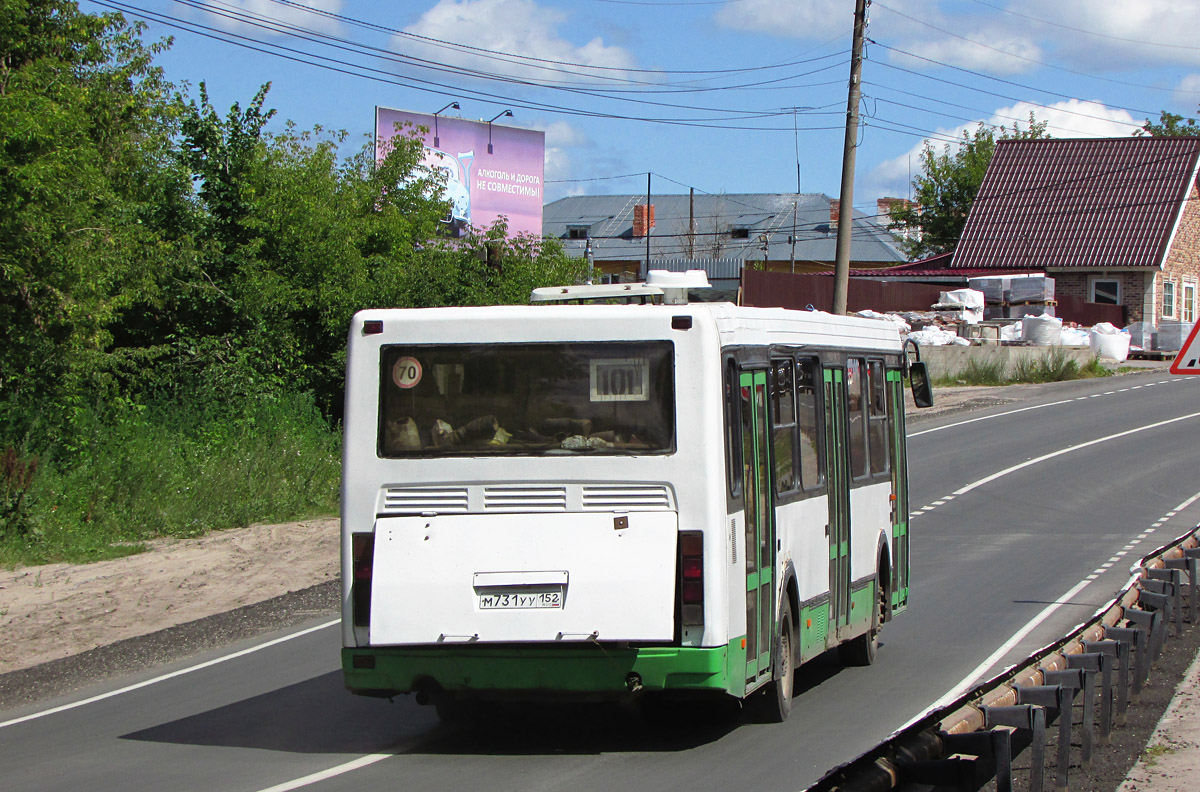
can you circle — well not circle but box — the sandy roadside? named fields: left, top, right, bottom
left=1117, top=647, right=1200, bottom=792
left=0, top=518, right=338, bottom=674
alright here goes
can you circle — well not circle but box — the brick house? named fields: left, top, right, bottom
left=948, top=137, right=1200, bottom=326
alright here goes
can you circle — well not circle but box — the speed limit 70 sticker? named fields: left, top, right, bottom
left=392, top=356, right=423, bottom=389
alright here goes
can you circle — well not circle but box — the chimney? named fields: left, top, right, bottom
left=829, top=199, right=840, bottom=229
left=633, top=204, right=655, bottom=238
left=876, top=197, right=912, bottom=221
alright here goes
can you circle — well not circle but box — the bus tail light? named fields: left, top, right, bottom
left=680, top=531, right=704, bottom=626
left=352, top=533, right=374, bottom=627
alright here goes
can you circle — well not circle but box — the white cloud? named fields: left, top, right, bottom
left=1175, top=75, right=1200, bottom=107
left=1009, top=1, right=1200, bottom=69
left=544, top=120, right=588, bottom=148
left=892, top=29, right=1042, bottom=76
left=715, top=0, right=852, bottom=39
left=399, top=0, right=636, bottom=84
left=199, top=0, right=345, bottom=35
left=866, top=99, right=1140, bottom=199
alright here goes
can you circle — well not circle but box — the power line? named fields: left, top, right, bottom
left=872, top=1, right=1191, bottom=95
left=263, top=0, right=840, bottom=84
left=171, top=0, right=836, bottom=114
left=94, top=0, right=845, bottom=131
left=867, top=39, right=1161, bottom=119
left=965, top=0, right=1200, bottom=58
left=865, top=81, right=1142, bottom=137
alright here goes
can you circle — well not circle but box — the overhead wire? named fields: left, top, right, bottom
left=93, top=0, right=847, bottom=131
left=872, top=0, right=1191, bottom=95
left=965, top=0, right=1200, bottom=57
left=868, top=39, right=1160, bottom=119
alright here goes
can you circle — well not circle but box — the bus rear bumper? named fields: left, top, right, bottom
left=342, top=643, right=740, bottom=698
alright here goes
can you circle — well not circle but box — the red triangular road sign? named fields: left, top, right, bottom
left=1170, top=321, right=1200, bottom=374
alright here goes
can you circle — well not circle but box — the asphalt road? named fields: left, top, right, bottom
left=3, top=368, right=1199, bottom=792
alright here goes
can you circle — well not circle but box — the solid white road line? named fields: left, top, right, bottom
left=254, top=754, right=394, bottom=792
left=950, top=411, right=1200, bottom=498
left=908, top=399, right=1075, bottom=438
left=0, top=618, right=340, bottom=729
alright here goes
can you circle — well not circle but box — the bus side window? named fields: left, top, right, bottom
left=796, top=358, right=824, bottom=490
left=847, top=357, right=869, bottom=479
left=770, top=359, right=797, bottom=494
left=867, top=359, right=890, bottom=476
left=725, top=358, right=742, bottom=499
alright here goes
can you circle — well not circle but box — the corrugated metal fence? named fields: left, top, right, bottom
left=740, top=270, right=944, bottom=313
left=742, top=270, right=1129, bottom=326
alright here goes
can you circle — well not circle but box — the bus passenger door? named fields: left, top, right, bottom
left=887, top=369, right=910, bottom=614
left=822, top=367, right=852, bottom=637
left=739, top=370, right=775, bottom=687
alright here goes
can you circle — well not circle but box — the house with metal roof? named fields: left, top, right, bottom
left=947, top=137, right=1200, bottom=326
left=543, top=193, right=907, bottom=294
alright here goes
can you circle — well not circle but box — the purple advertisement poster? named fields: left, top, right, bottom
left=375, top=106, right=545, bottom=239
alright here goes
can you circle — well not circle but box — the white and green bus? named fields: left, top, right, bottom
left=341, top=273, right=932, bottom=721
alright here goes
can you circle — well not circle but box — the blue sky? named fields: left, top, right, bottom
left=90, top=0, right=1200, bottom=217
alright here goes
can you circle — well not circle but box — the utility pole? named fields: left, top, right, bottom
left=790, top=201, right=797, bottom=274
left=688, top=187, right=695, bottom=259
left=832, top=0, right=868, bottom=315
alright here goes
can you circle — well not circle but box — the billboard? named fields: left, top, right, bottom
left=375, top=106, right=545, bottom=238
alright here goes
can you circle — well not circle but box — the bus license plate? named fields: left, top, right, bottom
left=478, top=589, right=563, bottom=609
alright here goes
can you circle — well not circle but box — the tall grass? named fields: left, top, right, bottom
left=936, top=349, right=1113, bottom=387
left=0, top=393, right=340, bottom=567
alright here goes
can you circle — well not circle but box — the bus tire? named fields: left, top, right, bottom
left=749, top=599, right=795, bottom=723
left=839, top=578, right=884, bottom=667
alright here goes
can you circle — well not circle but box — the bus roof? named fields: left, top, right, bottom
left=353, top=302, right=903, bottom=354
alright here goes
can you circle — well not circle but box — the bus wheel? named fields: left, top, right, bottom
left=750, top=599, right=795, bottom=723
left=839, top=581, right=883, bottom=667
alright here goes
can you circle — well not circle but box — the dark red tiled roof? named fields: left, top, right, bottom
left=952, top=137, right=1200, bottom=270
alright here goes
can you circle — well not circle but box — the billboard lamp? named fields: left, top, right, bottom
left=487, top=110, right=513, bottom=154
left=433, top=101, right=460, bottom=148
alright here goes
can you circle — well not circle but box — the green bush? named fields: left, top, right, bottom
left=0, top=393, right=340, bottom=567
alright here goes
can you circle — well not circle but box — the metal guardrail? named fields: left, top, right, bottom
left=805, top=527, right=1200, bottom=792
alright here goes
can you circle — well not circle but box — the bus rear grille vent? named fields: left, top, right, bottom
left=483, top=486, right=568, bottom=511
left=382, top=487, right=469, bottom=513
left=581, top=485, right=672, bottom=510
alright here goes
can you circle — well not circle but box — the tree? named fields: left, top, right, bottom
left=0, top=0, right=191, bottom=441
left=1138, top=111, right=1200, bottom=137
left=889, top=118, right=1049, bottom=259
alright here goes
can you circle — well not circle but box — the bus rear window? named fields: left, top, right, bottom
left=378, top=342, right=675, bottom=456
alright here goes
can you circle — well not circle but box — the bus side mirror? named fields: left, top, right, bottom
left=909, top=361, right=933, bottom=408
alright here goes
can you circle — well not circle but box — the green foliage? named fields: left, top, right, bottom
left=937, top=349, right=1113, bottom=386
left=1, top=5, right=590, bottom=564
left=0, top=0, right=191, bottom=428
left=890, top=117, right=1049, bottom=259
left=1138, top=111, right=1200, bottom=137
left=0, top=394, right=340, bottom=566
left=1, top=449, right=40, bottom=540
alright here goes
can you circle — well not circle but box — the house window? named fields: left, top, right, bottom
left=567, top=225, right=590, bottom=240
left=1091, top=279, right=1120, bottom=305
left=1185, top=281, right=1196, bottom=323
left=1163, top=279, right=1177, bottom=319
left=730, top=227, right=750, bottom=239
